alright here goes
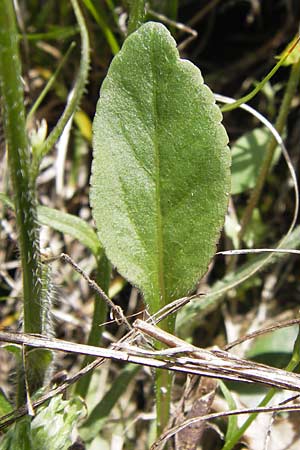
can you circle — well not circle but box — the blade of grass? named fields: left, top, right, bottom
left=27, top=42, right=76, bottom=124
left=80, top=363, right=140, bottom=441
left=36, top=0, right=90, bottom=172
left=81, top=0, right=119, bottom=55
left=221, top=37, right=300, bottom=113
left=238, top=57, right=300, bottom=242
left=222, top=326, right=300, bottom=450
left=219, top=381, right=238, bottom=443
left=24, top=26, right=78, bottom=41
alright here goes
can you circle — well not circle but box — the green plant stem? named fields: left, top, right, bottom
left=0, top=0, right=44, bottom=402
left=221, top=38, right=299, bottom=113
left=169, top=0, right=178, bottom=21
left=156, top=367, right=172, bottom=434
left=167, top=0, right=178, bottom=36
left=128, top=0, right=145, bottom=35
left=238, top=58, right=300, bottom=243
left=222, top=326, right=300, bottom=450
left=155, top=315, right=175, bottom=435
left=75, top=254, right=111, bottom=398
left=36, top=0, right=90, bottom=173
left=81, top=0, right=120, bottom=55
left=0, top=0, right=42, bottom=332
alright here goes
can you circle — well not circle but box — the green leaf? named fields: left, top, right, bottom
left=0, top=395, right=85, bottom=450
left=0, top=195, right=101, bottom=259
left=80, top=363, right=140, bottom=441
left=37, top=206, right=102, bottom=258
left=176, top=225, right=300, bottom=338
left=29, top=395, right=85, bottom=450
left=91, top=22, right=230, bottom=312
left=219, top=381, right=238, bottom=443
left=0, top=389, right=13, bottom=416
left=1, top=417, right=33, bottom=450
left=247, top=325, right=298, bottom=361
left=231, top=127, right=280, bottom=195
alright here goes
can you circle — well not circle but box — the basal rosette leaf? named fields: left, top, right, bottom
left=90, top=22, right=231, bottom=312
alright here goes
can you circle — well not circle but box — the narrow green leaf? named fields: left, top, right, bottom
left=0, top=389, right=13, bottom=416
left=80, top=363, right=139, bottom=441
left=24, top=26, right=79, bottom=41
left=219, top=381, right=238, bottom=443
left=176, top=226, right=300, bottom=337
left=91, top=22, right=230, bottom=312
left=0, top=196, right=101, bottom=258
left=37, top=206, right=101, bottom=258
left=81, top=0, right=120, bottom=55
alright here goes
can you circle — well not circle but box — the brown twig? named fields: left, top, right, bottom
left=43, top=252, right=132, bottom=330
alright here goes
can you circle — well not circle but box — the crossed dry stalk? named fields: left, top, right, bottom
left=1, top=312, right=300, bottom=434
left=1, top=255, right=300, bottom=446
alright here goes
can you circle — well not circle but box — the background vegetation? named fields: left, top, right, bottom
left=0, top=1, right=300, bottom=449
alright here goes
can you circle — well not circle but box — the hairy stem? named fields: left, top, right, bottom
left=0, top=0, right=44, bottom=402
left=238, top=59, right=300, bottom=242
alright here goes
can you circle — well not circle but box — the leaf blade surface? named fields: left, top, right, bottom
left=91, top=22, right=231, bottom=310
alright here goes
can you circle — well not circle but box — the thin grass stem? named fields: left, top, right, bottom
left=37, top=0, right=90, bottom=170
left=222, top=326, right=300, bottom=450
left=238, top=58, right=300, bottom=242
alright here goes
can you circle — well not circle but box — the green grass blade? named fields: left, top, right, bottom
left=80, top=364, right=140, bottom=442
left=219, top=381, right=238, bottom=443
left=221, top=37, right=300, bottom=113
left=176, top=225, right=300, bottom=337
left=27, top=42, right=76, bottom=124
left=38, top=0, right=90, bottom=165
left=81, top=0, right=119, bottom=55
left=37, top=206, right=101, bottom=259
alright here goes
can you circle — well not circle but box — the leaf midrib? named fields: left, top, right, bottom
left=151, top=44, right=166, bottom=310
